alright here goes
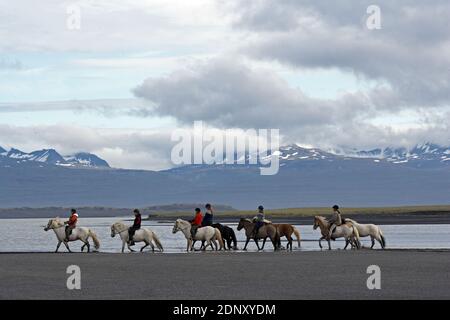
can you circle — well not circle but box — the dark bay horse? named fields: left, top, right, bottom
left=212, top=223, right=238, bottom=250
left=237, top=218, right=279, bottom=251
left=192, top=223, right=237, bottom=250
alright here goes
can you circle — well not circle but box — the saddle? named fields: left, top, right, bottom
left=65, top=225, right=74, bottom=236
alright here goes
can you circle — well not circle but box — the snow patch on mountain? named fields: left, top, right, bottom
left=0, top=147, right=110, bottom=168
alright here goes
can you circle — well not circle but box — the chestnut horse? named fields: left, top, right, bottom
left=259, top=224, right=301, bottom=251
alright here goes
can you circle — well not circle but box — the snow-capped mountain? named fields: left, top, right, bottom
left=0, top=147, right=110, bottom=168
left=329, top=142, right=450, bottom=168
left=0, top=142, right=449, bottom=209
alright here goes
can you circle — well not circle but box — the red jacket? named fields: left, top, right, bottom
left=68, top=213, right=78, bottom=227
left=191, top=212, right=203, bottom=226
left=133, top=214, right=142, bottom=228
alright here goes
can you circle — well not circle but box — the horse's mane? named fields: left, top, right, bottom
left=240, top=218, right=252, bottom=223
left=51, top=217, right=64, bottom=226
left=114, top=221, right=127, bottom=228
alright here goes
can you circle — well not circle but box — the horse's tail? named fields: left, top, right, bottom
left=152, top=232, right=164, bottom=252
left=214, top=228, right=224, bottom=251
left=293, top=227, right=301, bottom=248
left=379, top=230, right=386, bottom=249
left=230, top=228, right=238, bottom=249
left=351, top=224, right=361, bottom=249
left=89, top=229, right=100, bottom=250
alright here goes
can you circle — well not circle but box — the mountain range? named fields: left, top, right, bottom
left=0, top=143, right=449, bottom=209
left=0, top=147, right=110, bottom=168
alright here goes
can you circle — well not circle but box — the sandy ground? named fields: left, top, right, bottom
left=0, top=250, right=450, bottom=300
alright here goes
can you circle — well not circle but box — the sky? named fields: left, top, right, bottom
left=0, top=0, right=449, bottom=169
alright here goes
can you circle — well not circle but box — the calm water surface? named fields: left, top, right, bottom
left=1, top=217, right=449, bottom=253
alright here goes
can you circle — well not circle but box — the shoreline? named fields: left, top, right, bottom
left=2, top=212, right=450, bottom=225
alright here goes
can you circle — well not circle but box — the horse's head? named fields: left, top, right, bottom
left=237, top=218, right=249, bottom=231
left=172, top=219, right=182, bottom=234
left=110, top=222, right=125, bottom=237
left=44, top=218, right=60, bottom=231
left=110, top=224, right=117, bottom=237
left=313, top=216, right=324, bottom=230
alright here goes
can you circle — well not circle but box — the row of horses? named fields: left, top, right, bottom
left=44, top=216, right=385, bottom=253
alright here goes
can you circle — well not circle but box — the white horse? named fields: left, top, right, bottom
left=313, top=216, right=361, bottom=250
left=110, top=221, right=164, bottom=253
left=172, top=219, right=224, bottom=252
left=44, top=217, right=100, bottom=253
left=344, top=218, right=386, bottom=249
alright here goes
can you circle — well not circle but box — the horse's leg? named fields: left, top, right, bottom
left=64, top=241, right=72, bottom=253
left=55, top=241, right=62, bottom=253
left=261, top=237, right=267, bottom=250
left=318, top=237, right=323, bottom=250
left=243, top=238, right=250, bottom=251
left=203, top=240, right=211, bottom=251
left=187, top=238, right=192, bottom=252
left=344, top=239, right=349, bottom=250
left=86, top=241, right=90, bottom=253
left=370, top=236, right=375, bottom=249
left=254, top=238, right=261, bottom=251
left=127, top=243, right=136, bottom=252
left=327, top=238, right=331, bottom=250
left=286, top=234, right=293, bottom=251
left=122, top=240, right=126, bottom=253
left=140, top=241, right=149, bottom=252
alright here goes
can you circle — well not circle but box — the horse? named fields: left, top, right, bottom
left=344, top=218, right=386, bottom=249
left=274, top=224, right=301, bottom=251
left=313, top=216, right=361, bottom=250
left=44, top=217, right=100, bottom=253
left=110, top=221, right=163, bottom=253
left=192, top=223, right=238, bottom=250
left=237, top=218, right=279, bottom=251
left=212, top=223, right=238, bottom=250
left=172, top=219, right=224, bottom=252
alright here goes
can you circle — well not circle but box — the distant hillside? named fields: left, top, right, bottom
left=0, top=204, right=236, bottom=219
left=0, top=143, right=449, bottom=210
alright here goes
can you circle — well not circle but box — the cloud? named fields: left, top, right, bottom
left=0, top=124, right=174, bottom=170
left=226, top=0, right=450, bottom=109
left=133, top=57, right=450, bottom=149
left=0, top=0, right=230, bottom=53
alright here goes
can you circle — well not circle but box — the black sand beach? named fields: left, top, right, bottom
left=1, top=250, right=449, bottom=299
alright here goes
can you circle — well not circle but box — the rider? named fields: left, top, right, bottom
left=64, top=208, right=78, bottom=242
left=328, top=205, right=342, bottom=239
left=252, top=205, right=265, bottom=238
left=128, top=209, right=142, bottom=246
left=190, top=208, right=203, bottom=239
left=201, top=203, right=213, bottom=227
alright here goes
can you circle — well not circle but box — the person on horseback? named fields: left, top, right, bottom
left=252, top=205, right=265, bottom=238
left=190, top=208, right=203, bottom=239
left=201, top=203, right=213, bottom=227
left=64, top=208, right=78, bottom=242
left=328, top=205, right=342, bottom=239
left=128, top=209, right=142, bottom=246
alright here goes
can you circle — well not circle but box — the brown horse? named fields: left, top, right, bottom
left=259, top=224, right=301, bottom=251
left=237, top=218, right=279, bottom=251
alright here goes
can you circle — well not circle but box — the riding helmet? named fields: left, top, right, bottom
left=332, top=205, right=339, bottom=210
left=258, top=205, right=264, bottom=211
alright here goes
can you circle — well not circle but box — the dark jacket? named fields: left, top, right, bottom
left=201, top=211, right=213, bottom=227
